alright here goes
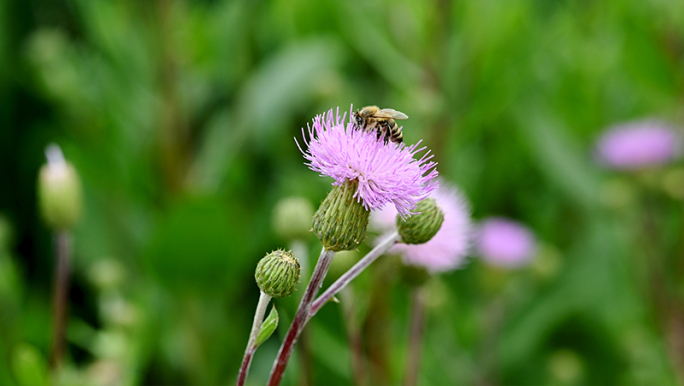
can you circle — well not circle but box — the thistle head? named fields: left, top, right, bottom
left=397, top=198, right=444, bottom=245
left=312, top=180, right=370, bottom=251
left=476, top=217, right=536, bottom=268
left=298, top=107, right=438, bottom=218
left=255, top=250, right=301, bottom=298
left=595, top=119, right=681, bottom=170
left=371, top=181, right=472, bottom=273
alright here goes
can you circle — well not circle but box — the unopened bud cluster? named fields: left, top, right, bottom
left=312, top=180, right=369, bottom=251
left=397, top=198, right=443, bottom=244
left=255, top=250, right=301, bottom=298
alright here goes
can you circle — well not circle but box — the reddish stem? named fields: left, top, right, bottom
left=236, top=349, right=255, bottom=386
left=310, top=232, right=399, bottom=318
left=268, top=249, right=335, bottom=386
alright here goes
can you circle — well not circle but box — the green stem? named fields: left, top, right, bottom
left=236, top=291, right=272, bottom=386
left=268, top=248, right=335, bottom=386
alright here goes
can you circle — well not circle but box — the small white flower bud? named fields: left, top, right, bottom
left=37, top=144, right=82, bottom=230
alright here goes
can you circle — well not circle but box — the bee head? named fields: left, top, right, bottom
left=354, top=112, right=364, bottom=127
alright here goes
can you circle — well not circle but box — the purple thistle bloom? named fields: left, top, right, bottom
left=595, top=120, right=682, bottom=170
left=476, top=217, right=536, bottom=268
left=298, top=107, right=438, bottom=217
left=371, top=182, right=472, bottom=273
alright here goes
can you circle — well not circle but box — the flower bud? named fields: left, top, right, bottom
left=397, top=198, right=443, bottom=245
left=37, top=144, right=82, bottom=230
left=312, top=180, right=370, bottom=251
left=255, top=250, right=301, bottom=298
left=272, top=196, right=314, bottom=240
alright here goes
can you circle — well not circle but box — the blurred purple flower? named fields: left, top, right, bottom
left=371, top=181, right=472, bottom=273
left=299, top=107, right=438, bottom=217
left=595, top=120, right=681, bottom=170
left=476, top=217, right=536, bottom=268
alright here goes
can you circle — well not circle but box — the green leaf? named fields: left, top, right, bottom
left=11, top=343, right=49, bottom=386
left=255, top=305, right=279, bottom=348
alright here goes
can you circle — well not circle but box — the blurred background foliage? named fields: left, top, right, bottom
left=1, top=0, right=684, bottom=384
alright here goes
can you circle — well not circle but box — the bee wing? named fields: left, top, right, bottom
left=376, top=109, right=409, bottom=120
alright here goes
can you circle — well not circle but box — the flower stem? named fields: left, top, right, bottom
left=50, top=230, right=71, bottom=369
left=309, top=231, right=400, bottom=319
left=289, top=239, right=313, bottom=386
left=236, top=291, right=272, bottom=386
left=268, top=248, right=335, bottom=386
left=404, top=286, right=426, bottom=386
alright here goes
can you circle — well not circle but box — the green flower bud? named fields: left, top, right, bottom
left=255, top=250, right=301, bottom=298
left=312, top=180, right=369, bottom=251
left=397, top=198, right=443, bottom=245
left=37, top=145, right=82, bottom=230
left=272, top=196, right=314, bottom=240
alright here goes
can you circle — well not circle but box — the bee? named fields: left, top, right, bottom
left=353, top=106, right=409, bottom=144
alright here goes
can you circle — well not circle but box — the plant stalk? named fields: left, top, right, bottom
left=309, top=232, right=400, bottom=318
left=236, top=291, right=272, bottom=386
left=268, top=248, right=335, bottom=386
left=50, top=230, right=71, bottom=369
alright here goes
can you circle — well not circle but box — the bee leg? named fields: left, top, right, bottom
left=376, top=122, right=388, bottom=143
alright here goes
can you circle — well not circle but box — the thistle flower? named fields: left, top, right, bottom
left=595, top=120, right=681, bottom=170
left=476, top=217, right=536, bottom=268
left=371, top=182, right=471, bottom=273
left=299, top=107, right=438, bottom=218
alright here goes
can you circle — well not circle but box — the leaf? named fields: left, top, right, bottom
left=255, top=305, right=279, bottom=348
left=11, top=343, right=49, bottom=386
left=516, top=108, right=601, bottom=211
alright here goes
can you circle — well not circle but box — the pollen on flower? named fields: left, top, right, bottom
left=297, top=106, right=438, bottom=218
